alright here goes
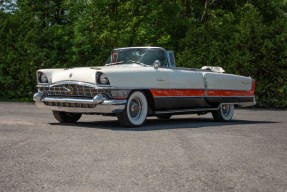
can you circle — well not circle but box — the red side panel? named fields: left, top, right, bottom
left=150, top=89, right=205, bottom=97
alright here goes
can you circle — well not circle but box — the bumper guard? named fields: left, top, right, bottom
left=33, top=92, right=127, bottom=114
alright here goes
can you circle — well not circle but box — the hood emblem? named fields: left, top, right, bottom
left=69, top=73, right=73, bottom=78
left=66, top=86, right=74, bottom=95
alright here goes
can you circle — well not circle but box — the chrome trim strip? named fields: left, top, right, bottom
left=51, top=81, right=96, bottom=88
left=42, top=97, right=95, bottom=104
left=113, top=47, right=167, bottom=51
left=204, top=96, right=254, bottom=98
left=37, top=84, right=50, bottom=88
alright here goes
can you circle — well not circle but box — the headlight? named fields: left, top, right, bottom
left=38, top=72, right=48, bottom=83
left=97, top=72, right=110, bottom=85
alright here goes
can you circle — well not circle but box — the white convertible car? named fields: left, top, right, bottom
left=33, top=47, right=256, bottom=127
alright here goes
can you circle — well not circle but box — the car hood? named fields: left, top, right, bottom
left=52, top=67, right=98, bottom=84
left=51, top=64, right=146, bottom=84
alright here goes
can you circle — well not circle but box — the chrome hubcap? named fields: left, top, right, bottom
left=129, top=98, right=142, bottom=119
left=221, top=104, right=231, bottom=116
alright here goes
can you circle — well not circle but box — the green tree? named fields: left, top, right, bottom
left=177, top=1, right=287, bottom=107
left=0, top=0, right=286, bottom=107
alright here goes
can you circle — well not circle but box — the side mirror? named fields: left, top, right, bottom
left=153, top=60, right=161, bottom=69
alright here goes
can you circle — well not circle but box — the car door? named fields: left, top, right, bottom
left=156, top=68, right=206, bottom=110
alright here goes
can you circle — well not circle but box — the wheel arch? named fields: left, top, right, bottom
left=117, top=90, right=149, bottom=127
left=130, top=89, right=155, bottom=115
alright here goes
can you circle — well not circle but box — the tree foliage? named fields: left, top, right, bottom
left=0, top=0, right=286, bottom=107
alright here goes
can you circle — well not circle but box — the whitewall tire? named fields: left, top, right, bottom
left=212, top=104, right=234, bottom=122
left=117, top=91, right=148, bottom=127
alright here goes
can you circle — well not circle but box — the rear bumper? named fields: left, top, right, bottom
left=33, top=92, right=127, bottom=114
left=238, top=97, right=256, bottom=107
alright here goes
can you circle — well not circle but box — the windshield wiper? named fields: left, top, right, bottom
left=128, top=60, right=147, bottom=67
left=105, top=61, right=124, bottom=66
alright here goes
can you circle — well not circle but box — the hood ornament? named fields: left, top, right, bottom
left=69, top=73, right=73, bottom=78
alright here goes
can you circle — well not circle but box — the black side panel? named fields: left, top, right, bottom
left=154, top=97, right=211, bottom=110
left=154, top=96, right=254, bottom=111
left=206, top=97, right=254, bottom=104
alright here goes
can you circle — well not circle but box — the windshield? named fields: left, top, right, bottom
left=106, top=48, right=168, bottom=66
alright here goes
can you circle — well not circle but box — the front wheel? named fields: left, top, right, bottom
left=212, top=104, right=234, bottom=122
left=117, top=91, right=148, bottom=127
left=52, top=111, right=82, bottom=123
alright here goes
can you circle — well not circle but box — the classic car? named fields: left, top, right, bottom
left=33, top=47, right=256, bottom=127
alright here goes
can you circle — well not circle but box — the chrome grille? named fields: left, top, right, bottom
left=38, top=82, right=131, bottom=103
left=39, top=84, right=98, bottom=97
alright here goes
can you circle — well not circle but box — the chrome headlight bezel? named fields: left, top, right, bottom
left=38, top=72, right=49, bottom=84
left=96, top=72, right=110, bottom=85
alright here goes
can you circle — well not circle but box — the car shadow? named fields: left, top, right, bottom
left=49, top=117, right=279, bottom=131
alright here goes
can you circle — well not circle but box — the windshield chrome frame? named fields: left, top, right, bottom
left=105, top=47, right=171, bottom=68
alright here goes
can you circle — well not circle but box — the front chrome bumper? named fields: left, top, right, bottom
left=33, top=92, right=127, bottom=114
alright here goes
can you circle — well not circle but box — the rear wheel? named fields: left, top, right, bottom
left=117, top=91, right=148, bottom=127
left=212, top=104, right=234, bottom=122
left=52, top=111, right=82, bottom=123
